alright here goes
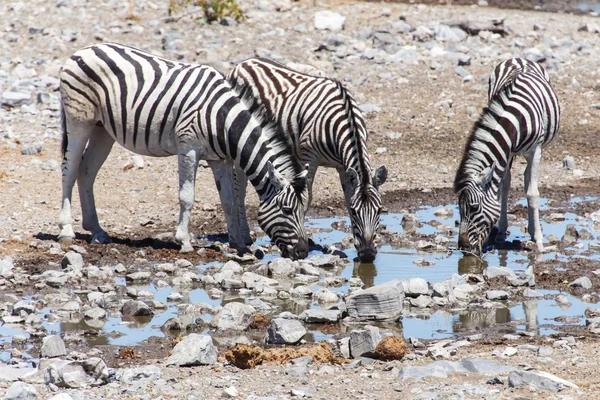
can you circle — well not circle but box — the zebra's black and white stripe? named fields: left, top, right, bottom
left=454, top=58, right=560, bottom=254
left=58, top=43, right=309, bottom=259
left=227, top=58, right=387, bottom=262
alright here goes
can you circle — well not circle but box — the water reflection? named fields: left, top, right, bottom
left=352, top=261, right=377, bottom=288
left=453, top=308, right=513, bottom=334
left=457, top=255, right=487, bottom=275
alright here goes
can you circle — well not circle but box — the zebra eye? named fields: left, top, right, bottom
left=469, top=204, right=479, bottom=213
left=282, top=206, right=293, bottom=214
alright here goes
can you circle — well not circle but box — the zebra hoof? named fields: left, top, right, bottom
left=179, top=243, right=194, bottom=254
left=57, top=234, right=74, bottom=244
left=90, top=232, right=111, bottom=245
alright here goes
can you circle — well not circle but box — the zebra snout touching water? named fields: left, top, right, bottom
left=58, top=43, right=310, bottom=259
left=227, top=58, right=387, bottom=262
left=454, top=58, right=561, bottom=255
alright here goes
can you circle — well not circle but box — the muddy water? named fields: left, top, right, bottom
left=1, top=197, right=599, bottom=355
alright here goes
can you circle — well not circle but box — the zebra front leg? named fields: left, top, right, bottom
left=495, top=159, right=513, bottom=245
left=58, top=120, right=93, bottom=242
left=209, top=160, right=247, bottom=252
left=175, top=148, right=200, bottom=253
left=524, top=147, right=544, bottom=251
left=77, top=126, right=115, bottom=244
left=233, top=165, right=252, bottom=246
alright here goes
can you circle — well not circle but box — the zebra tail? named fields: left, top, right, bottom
left=60, top=104, right=68, bottom=157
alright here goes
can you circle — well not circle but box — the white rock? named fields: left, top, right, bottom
left=314, top=11, right=345, bottom=31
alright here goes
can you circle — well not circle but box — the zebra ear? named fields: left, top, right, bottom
left=373, top=165, right=387, bottom=189
left=477, top=163, right=495, bottom=189
left=267, top=161, right=289, bottom=194
left=299, top=164, right=309, bottom=181
left=345, top=167, right=359, bottom=193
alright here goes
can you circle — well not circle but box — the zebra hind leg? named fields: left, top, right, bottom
left=58, top=119, right=94, bottom=242
left=174, top=147, right=200, bottom=253
left=77, top=125, right=115, bottom=244
left=524, top=147, right=544, bottom=251
left=233, top=165, right=253, bottom=246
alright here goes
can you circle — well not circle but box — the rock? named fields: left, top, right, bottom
left=484, top=267, right=517, bottom=280
left=241, top=272, right=278, bottom=289
left=563, top=156, right=575, bottom=170
left=223, top=386, right=239, bottom=398
left=1, top=91, right=32, bottom=108
left=121, top=300, right=153, bottom=317
left=41, top=335, right=67, bottom=358
left=486, top=290, right=509, bottom=300
left=401, top=278, right=429, bottom=297
left=308, top=254, right=340, bottom=268
left=266, top=318, right=307, bottom=344
left=299, top=309, right=340, bottom=323
left=12, top=301, right=35, bottom=315
left=44, top=358, right=109, bottom=388
left=21, top=143, right=42, bottom=156
left=0, top=365, right=36, bottom=382
left=166, top=334, right=217, bottom=366
left=60, top=251, right=84, bottom=272
left=508, top=370, right=579, bottom=392
left=268, top=258, right=296, bottom=276
left=286, top=366, right=309, bottom=376
left=3, top=382, right=38, bottom=400
left=313, top=288, right=338, bottom=303
left=290, top=285, right=312, bottom=298
left=83, top=307, right=107, bottom=320
left=345, top=279, right=405, bottom=321
left=0, top=256, right=14, bottom=278
left=399, top=359, right=515, bottom=380
left=349, top=325, right=381, bottom=358
left=570, top=276, right=592, bottom=290
left=555, top=294, right=571, bottom=307
left=115, top=365, right=161, bottom=383
left=161, top=317, right=184, bottom=331
left=314, top=11, right=345, bottom=31
left=125, top=271, right=151, bottom=282
left=410, top=295, right=432, bottom=308
left=211, top=302, right=256, bottom=330
left=523, top=288, right=544, bottom=298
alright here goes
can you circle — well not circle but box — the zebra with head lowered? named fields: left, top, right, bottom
left=227, top=58, right=388, bottom=262
left=58, top=43, right=310, bottom=259
left=454, top=58, right=560, bottom=254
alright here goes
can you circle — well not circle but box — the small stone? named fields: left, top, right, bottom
left=569, top=276, right=592, bottom=290
left=266, top=318, right=307, bottom=344
left=21, top=142, right=43, bottom=155
left=41, top=335, right=67, bottom=358
left=523, top=288, right=544, bottom=298
left=223, top=386, right=238, bottom=398
left=121, top=300, right=153, bottom=317
left=349, top=325, right=382, bottom=358
left=486, top=290, right=509, bottom=300
left=314, top=10, right=345, bottom=31
left=166, top=334, right=217, bottom=366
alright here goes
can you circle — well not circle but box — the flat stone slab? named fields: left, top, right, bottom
left=508, top=370, right=579, bottom=392
left=398, top=359, right=515, bottom=380
left=0, top=365, right=37, bottom=382
left=345, top=279, right=405, bottom=321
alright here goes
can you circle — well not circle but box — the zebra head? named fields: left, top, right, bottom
left=258, top=162, right=309, bottom=260
left=456, top=165, right=500, bottom=255
left=346, top=165, right=387, bottom=262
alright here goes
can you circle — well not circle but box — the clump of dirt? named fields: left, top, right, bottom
left=375, top=336, right=410, bottom=361
left=223, top=342, right=346, bottom=370
left=247, top=314, right=270, bottom=330
left=115, top=347, right=137, bottom=359
left=320, top=323, right=341, bottom=334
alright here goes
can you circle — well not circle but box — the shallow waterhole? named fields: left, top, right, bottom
left=1, top=196, right=599, bottom=358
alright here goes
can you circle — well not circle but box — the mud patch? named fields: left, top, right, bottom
left=223, top=342, right=346, bottom=369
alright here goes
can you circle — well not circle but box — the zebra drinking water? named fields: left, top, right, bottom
left=454, top=58, right=560, bottom=254
left=58, top=43, right=309, bottom=259
left=227, top=58, right=387, bottom=262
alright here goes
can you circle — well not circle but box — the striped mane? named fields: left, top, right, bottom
left=335, top=80, right=372, bottom=187
left=230, top=79, right=305, bottom=194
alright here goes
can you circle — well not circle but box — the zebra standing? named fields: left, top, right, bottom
left=58, top=43, right=310, bottom=259
left=227, top=58, right=387, bottom=262
left=454, top=58, right=560, bottom=254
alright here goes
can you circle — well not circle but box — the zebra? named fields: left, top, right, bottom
left=58, top=43, right=310, bottom=260
left=227, top=58, right=387, bottom=262
left=454, top=58, right=560, bottom=254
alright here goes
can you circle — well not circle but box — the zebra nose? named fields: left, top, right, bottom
left=358, top=247, right=377, bottom=263
left=458, top=232, right=471, bottom=250
left=291, top=238, right=308, bottom=260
